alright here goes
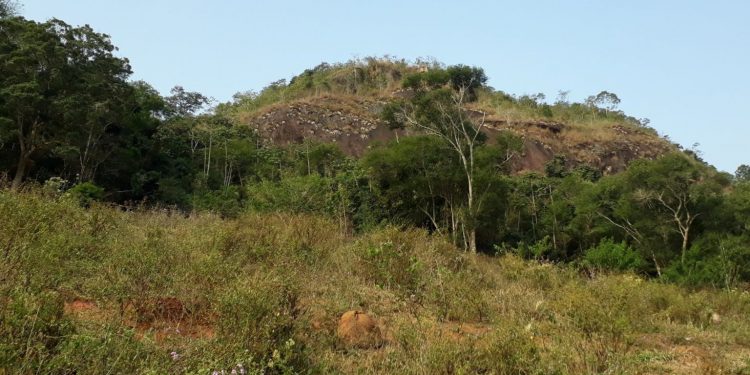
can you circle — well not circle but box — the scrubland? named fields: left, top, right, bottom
left=2, top=189, right=749, bottom=374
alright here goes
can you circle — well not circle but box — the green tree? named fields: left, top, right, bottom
left=445, top=64, right=487, bottom=101
left=578, top=153, right=727, bottom=276
left=0, top=17, right=132, bottom=188
left=0, top=0, right=19, bottom=18
left=585, top=91, right=621, bottom=113
left=735, top=164, right=750, bottom=183
left=390, top=66, right=518, bottom=252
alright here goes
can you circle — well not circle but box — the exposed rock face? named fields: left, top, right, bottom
left=336, top=310, right=383, bottom=348
left=245, top=96, right=674, bottom=175
left=246, top=96, right=396, bottom=156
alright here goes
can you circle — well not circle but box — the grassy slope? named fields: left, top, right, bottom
left=2, top=189, right=750, bottom=374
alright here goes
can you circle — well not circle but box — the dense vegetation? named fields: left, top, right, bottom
left=2, top=189, right=750, bottom=373
left=2, top=11, right=750, bottom=287
left=2, top=5, right=750, bottom=373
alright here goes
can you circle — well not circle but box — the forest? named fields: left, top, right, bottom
left=3, top=4, right=750, bottom=374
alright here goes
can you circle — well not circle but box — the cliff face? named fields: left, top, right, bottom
left=244, top=94, right=673, bottom=175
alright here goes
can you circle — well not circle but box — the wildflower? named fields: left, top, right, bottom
left=170, top=351, right=180, bottom=361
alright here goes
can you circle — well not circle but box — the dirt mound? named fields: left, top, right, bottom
left=336, top=310, right=383, bottom=348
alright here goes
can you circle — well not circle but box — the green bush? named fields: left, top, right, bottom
left=46, top=325, right=166, bottom=374
left=664, top=235, right=750, bottom=288
left=582, top=238, right=644, bottom=272
left=215, top=274, right=306, bottom=370
left=355, top=229, right=429, bottom=297
left=65, top=182, right=105, bottom=207
left=423, top=326, right=541, bottom=374
left=191, top=185, right=243, bottom=217
left=246, top=175, right=333, bottom=215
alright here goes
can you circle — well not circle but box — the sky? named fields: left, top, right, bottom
left=19, top=0, right=750, bottom=172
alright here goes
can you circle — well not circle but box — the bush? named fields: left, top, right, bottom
left=215, top=274, right=306, bottom=370
left=582, top=238, right=644, bottom=272
left=65, top=182, right=105, bottom=207
left=664, top=235, right=750, bottom=288
left=191, top=185, right=243, bottom=217
left=354, top=228, right=438, bottom=298
left=245, top=175, right=333, bottom=215
left=46, top=325, right=166, bottom=373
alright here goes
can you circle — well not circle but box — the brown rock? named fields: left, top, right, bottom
left=336, top=310, right=382, bottom=348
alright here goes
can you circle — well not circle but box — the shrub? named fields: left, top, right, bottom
left=582, top=238, right=644, bottom=272
left=65, top=182, right=105, bottom=207
left=355, top=228, right=433, bottom=298
left=245, top=175, right=333, bottom=215
left=215, top=274, right=305, bottom=370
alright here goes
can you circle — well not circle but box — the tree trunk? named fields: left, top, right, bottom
left=467, top=229, right=477, bottom=254
left=681, top=227, right=689, bottom=266
left=11, top=157, right=27, bottom=190
left=11, top=130, right=31, bottom=190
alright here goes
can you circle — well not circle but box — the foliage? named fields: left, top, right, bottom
left=736, top=164, right=750, bottom=182
left=582, top=238, right=645, bottom=272
left=2, top=189, right=750, bottom=373
left=65, top=181, right=105, bottom=207
left=0, top=0, right=19, bottom=18
left=0, top=13, right=747, bottom=287
left=0, top=17, right=134, bottom=187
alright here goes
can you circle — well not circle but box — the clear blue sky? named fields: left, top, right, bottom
left=20, top=0, right=750, bottom=172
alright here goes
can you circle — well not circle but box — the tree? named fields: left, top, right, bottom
left=578, top=153, right=726, bottom=275
left=0, top=0, right=19, bottom=18
left=387, top=69, right=517, bottom=252
left=445, top=65, right=487, bottom=101
left=164, top=86, right=210, bottom=119
left=585, top=91, right=621, bottom=113
left=735, top=164, right=750, bottom=183
left=0, top=17, right=132, bottom=188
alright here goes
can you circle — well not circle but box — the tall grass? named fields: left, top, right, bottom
left=1, top=187, right=749, bottom=374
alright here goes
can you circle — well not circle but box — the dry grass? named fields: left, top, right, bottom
left=1, top=188, right=749, bottom=374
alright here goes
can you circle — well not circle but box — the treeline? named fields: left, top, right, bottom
left=2, top=13, right=750, bottom=288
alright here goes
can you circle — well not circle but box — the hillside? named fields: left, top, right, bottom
left=222, top=58, right=674, bottom=174
left=2, top=189, right=750, bottom=374
left=5, top=11, right=750, bottom=375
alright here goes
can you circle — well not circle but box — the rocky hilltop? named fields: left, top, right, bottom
left=224, top=58, right=675, bottom=175
left=243, top=95, right=672, bottom=174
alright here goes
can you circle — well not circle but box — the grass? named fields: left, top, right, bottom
left=2, top=188, right=750, bottom=374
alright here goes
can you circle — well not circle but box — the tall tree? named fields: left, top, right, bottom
left=0, top=17, right=132, bottom=188
left=388, top=67, right=516, bottom=252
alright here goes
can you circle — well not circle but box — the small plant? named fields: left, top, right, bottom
left=43, top=176, right=70, bottom=195
left=65, top=182, right=105, bottom=207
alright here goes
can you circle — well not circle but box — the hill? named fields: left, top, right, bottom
left=219, top=58, right=674, bottom=174
left=2, top=189, right=749, bottom=374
